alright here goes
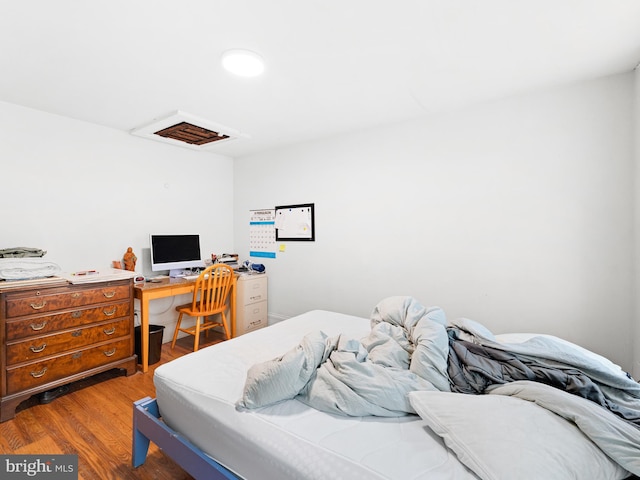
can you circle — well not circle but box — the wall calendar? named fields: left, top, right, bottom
left=249, top=209, right=276, bottom=258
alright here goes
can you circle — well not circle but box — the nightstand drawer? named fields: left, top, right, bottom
left=6, top=318, right=131, bottom=364
left=6, top=338, right=131, bottom=394
left=5, top=301, right=131, bottom=340
left=5, top=284, right=130, bottom=317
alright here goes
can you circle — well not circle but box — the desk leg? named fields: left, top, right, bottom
left=231, top=281, right=237, bottom=338
left=140, top=297, right=150, bottom=373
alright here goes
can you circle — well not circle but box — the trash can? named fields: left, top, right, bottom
left=134, top=324, right=165, bottom=365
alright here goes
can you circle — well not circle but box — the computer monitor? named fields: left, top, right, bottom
left=149, top=234, right=205, bottom=277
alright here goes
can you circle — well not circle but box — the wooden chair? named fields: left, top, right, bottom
left=170, top=263, right=234, bottom=351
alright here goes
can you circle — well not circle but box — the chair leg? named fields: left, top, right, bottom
left=193, top=316, right=201, bottom=352
left=221, top=312, right=231, bottom=340
left=171, top=312, right=183, bottom=349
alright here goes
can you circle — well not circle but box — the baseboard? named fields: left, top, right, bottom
left=268, top=313, right=289, bottom=325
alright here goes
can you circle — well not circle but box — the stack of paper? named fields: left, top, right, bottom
left=59, top=268, right=137, bottom=284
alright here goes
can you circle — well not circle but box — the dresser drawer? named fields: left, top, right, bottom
left=6, top=318, right=131, bottom=364
left=5, top=284, right=130, bottom=318
left=6, top=338, right=131, bottom=394
left=0, top=278, right=135, bottom=423
left=5, top=301, right=130, bottom=340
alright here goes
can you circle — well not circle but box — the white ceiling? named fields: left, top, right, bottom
left=2, top=1, right=640, bottom=157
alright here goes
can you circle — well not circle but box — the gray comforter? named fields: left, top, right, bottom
left=447, top=326, right=640, bottom=426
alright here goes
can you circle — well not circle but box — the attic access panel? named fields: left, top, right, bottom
left=130, top=111, right=246, bottom=151
left=154, top=122, right=229, bottom=146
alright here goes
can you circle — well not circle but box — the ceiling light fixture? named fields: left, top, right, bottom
left=221, top=49, right=265, bottom=77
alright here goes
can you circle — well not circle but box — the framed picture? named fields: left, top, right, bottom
left=275, top=203, right=315, bottom=241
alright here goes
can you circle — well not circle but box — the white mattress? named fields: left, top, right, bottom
left=154, top=310, right=477, bottom=480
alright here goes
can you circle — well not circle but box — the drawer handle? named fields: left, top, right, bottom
left=30, top=343, right=47, bottom=353
left=104, top=348, right=117, bottom=357
left=71, top=330, right=82, bottom=337
left=103, top=327, right=116, bottom=336
left=30, top=367, right=48, bottom=378
left=30, top=301, right=47, bottom=310
left=72, top=311, right=82, bottom=318
left=71, top=292, right=82, bottom=298
left=29, top=321, right=47, bottom=331
left=103, top=307, right=117, bottom=316
left=72, top=352, right=83, bottom=359
left=103, top=291, right=116, bottom=298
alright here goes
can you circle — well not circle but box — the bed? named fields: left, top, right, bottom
left=132, top=297, right=640, bottom=480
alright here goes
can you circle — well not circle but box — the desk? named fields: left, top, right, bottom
left=133, top=276, right=236, bottom=373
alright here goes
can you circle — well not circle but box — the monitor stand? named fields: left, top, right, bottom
left=169, top=269, right=187, bottom=278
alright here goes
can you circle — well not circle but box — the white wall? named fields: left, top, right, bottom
left=234, top=73, right=636, bottom=372
left=1, top=101, right=235, bottom=341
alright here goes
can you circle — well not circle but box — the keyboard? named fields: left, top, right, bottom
left=181, top=274, right=200, bottom=281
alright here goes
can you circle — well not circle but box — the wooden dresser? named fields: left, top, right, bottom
left=0, top=278, right=137, bottom=421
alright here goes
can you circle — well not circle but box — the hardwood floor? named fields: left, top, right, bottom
left=0, top=333, right=226, bottom=480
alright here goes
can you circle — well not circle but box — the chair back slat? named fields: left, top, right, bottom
left=191, top=264, right=234, bottom=315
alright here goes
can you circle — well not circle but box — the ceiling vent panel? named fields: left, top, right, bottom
left=155, top=122, right=229, bottom=145
left=130, top=111, right=247, bottom=151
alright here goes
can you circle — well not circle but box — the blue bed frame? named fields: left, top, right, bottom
left=132, top=396, right=241, bottom=480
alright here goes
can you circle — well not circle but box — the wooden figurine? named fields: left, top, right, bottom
left=123, top=247, right=137, bottom=271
